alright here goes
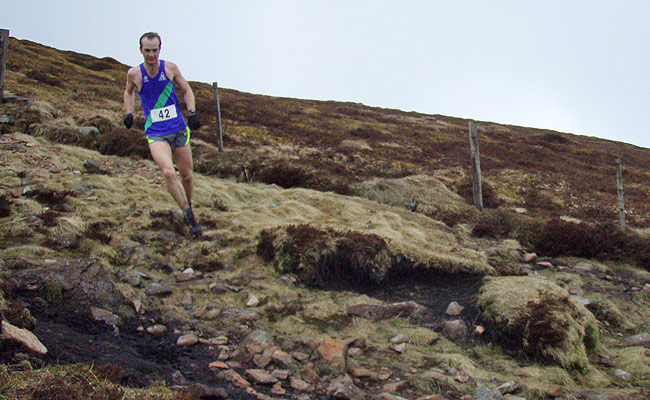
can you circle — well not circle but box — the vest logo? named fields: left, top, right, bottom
left=159, top=73, right=167, bottom=82
left=143, top=75, right=149, bottom=83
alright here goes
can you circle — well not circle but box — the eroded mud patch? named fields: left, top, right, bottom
left=366, top=270, right=484, bottom=330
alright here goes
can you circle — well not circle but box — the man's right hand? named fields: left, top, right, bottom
left=123, top=113, right=134, bottom=129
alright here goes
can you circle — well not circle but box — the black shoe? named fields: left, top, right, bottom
left=183, top=207, right=202, bottom=237
left=189, top=224, right=203, bottom=236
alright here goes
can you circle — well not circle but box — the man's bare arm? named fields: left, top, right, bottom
left=167, top=62, right=196, bottom=111
left=123, top=68, right=138, bottom=114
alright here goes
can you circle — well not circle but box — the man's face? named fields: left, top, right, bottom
left=140, top=37, right=161, bottom=66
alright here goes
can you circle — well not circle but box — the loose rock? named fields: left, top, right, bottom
left=1, top=320, right=48, bottom=355
left=177, top=333, right=199, bottom=346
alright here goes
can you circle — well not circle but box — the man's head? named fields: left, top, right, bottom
left=139, top=32, right=161, bottom=49
left=139, top=32, right=162, bottom=66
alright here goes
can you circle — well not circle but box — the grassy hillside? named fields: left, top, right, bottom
left=2, top=37, right=650, bottom=400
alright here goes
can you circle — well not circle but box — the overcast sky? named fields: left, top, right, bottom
left=3, top=1, right=650, bottom=148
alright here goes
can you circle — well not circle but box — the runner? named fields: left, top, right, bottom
left=123, top=32, right=202, bottom=236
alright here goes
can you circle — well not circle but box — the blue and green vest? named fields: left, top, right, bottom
left=138, top=60, right=187, bottom=136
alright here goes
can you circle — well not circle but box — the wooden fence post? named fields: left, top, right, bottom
left=0, top=29, right=9, bottom=101
left=616, top=157, right=625, bottom=229
left=212, top=82, right=224, bottom=152
left=469, top=121, right=483, bottom=210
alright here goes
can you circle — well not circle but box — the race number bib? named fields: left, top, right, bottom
left=150, top=105, right=178, bottom=123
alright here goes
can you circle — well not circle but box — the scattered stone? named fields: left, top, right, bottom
left=271, top=382, right=286, bottom=396
left=253, top=352, right=272, bottom=368
left=622, top=332, right=650, bottom=347
left=347, top=301, right=427, bottom=320
left=348, top=347, right=363, bottom=357
left=217, top=346, right=230, bottom=361
left=77, top=126, right=100, bottom=136
left=421, top=370, right=447, bottom=382
left=1, top=320, right=48, bottom=355
left=243, top=330, right=275, bottom=354
left=443, top=319, right=468, bottom=342
left=210, top=283, right=228, bottom=294
left=536, top=261, right=555, bottom=269
left=182, top=383, right=228, bottom=399
left=417, top=395, right=447, bottom=400
left=496, top=381, right=521, bottom=395
left=90, top=307, right=123, bottom=326
left=53, top=232, right=80, bottom=249
left=220, top=308, right=260, bottom=324
left=598, top=353, right=617, bottom=367
left=272, top=349, right=294, bottom=367
left=383, top=380, right=407, bottom=392
left=300, top=366, right=320, bottom=384
left=147, top=324, right=167, bottom=335
left=316, top=338, right=348, bottom=371
left=474, top=386, right=505, bottom=400
left=202, top=336, right=229, bottom=346
left=327, top=374, right=366, bottom=400
left=131, top=299, right=145, bottom=314
left=503, top=395, right=526, bottom=400
left=217, top=369, right=251, bottom=388
left=145, top=282, right=173, bottom=297
left=643, top=283, right=650, bottom=292
left=83, top=160, right=109, bottom=174
left=378, top=394, right=409, bottom=400
left=391, top=342, right=407, bottom=353
left=351, top=367, right=378, bottom=380
left=522, top=252, right=537, bottom=263
left=378, top=370, right=392, bottom=381
left=174, top=271, right=198, bottom=283
left=290, top=351, right=309, bottom=361
left=246, top=369, right=278, bottom=385
left=390, top=334, right=410, bottom=344
left=246, top=295, right=261, bottom=307
left=208, top=361, right=229, bottom=369
left=613, top=369, right=632, bottom=381
left=475, top=325, right=486, bottom=335
left=177, top=333, right=199, bottom=346
left=272, top=369, right=289, bottom=380
left=455, top=370, right=470, bottom=383
left=290, top=376, right=314, bottom=392
left=446, top=301, right=464, bottom=316
left=573, top=261, right=595, bottom=272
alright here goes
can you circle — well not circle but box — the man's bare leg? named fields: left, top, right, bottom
left=173, top=145, right=194, bottom=206
left=149, top=141, right=189, bottom=209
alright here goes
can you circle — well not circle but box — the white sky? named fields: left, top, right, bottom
left=3, top=1, right=650, bottom=148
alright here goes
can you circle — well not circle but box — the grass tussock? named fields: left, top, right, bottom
left=0, top=364, right=188, bottom=400
left=257, top=224, right=392, bottom=288
left=479, top=276, right=599, bottom=369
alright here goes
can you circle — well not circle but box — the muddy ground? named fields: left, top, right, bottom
left=4, top=269, right=484, bottom=399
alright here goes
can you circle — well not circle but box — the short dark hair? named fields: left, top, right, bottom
left=139, top=32, right=162, bottom=49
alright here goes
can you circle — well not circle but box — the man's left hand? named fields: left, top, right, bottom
left=187, top=110, right=201, bottom=131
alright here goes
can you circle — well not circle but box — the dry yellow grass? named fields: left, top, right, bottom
left=479, top=276, right=599, bottom=369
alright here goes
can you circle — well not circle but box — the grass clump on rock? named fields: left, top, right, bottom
left=478, top=276, right=599, bottom=369
left=257, top=224, right=393, bottom=289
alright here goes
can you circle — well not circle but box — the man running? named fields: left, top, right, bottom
left=123, top=32, right=202, bottom=236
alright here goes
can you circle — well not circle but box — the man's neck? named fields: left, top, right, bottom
left=144, top=60, right=161, bottom=76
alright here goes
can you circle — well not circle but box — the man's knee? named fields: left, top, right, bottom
left=161, top=167, right=177, bottom=181
left=180, top=171, right=193, bottom=184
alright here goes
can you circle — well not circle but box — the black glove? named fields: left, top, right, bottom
left=187, top=111, right=201, bottom=131
left=123, top=113, right=134, bottom=129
